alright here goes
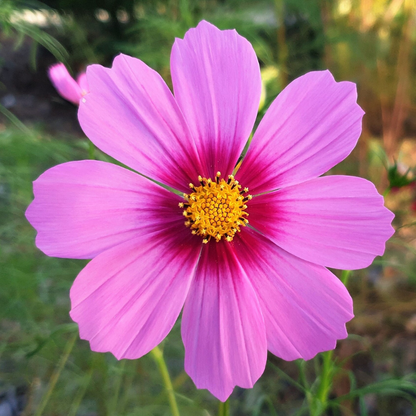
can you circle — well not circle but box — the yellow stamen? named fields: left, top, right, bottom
left=182, top=173, right=251, bottom=243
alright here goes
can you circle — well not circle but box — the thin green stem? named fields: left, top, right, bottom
left=34, top=332, right=77, bottom=416
left=315, top=350, right=334, bottom=411
left=341, top=269, right=352, bottom=287
left=150, top=346, right=180, bottom=416
left=297, top=360, right=313, bottom=408
left=88, top=141, right=95, bottom=159
left=310, top=270, right=352, bottom=416
left=218, top=398, right=230, bottom=416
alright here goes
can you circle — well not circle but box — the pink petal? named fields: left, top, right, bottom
left=70, top=228, right=201, bottom=360
left=237, top=71, right=365, bottom=194
left=25, top=160, right=184, bottom=259
left=171, top=21, right=261, bottom=179
left=48, top=63, right=83, bottom=105
left=76, top=72, right=89, bottom=95
left=78, top=54, right=203, bottom=193
left=248, top=175, right=395, bottom=270
left=233, top=228, right=353, bottom=361
left=181, top=240, right=267, bottom=401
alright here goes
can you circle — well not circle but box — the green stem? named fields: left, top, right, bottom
left=298, top=360, right=313, bottom=408
left=341, top=269, right=352, bottom=287
left=315, top=350, right=334, bottom=414
left=218, top=398, right=230, bottom=416
left=88, top=141, right=95, bottom=159
left=150, top=346, right=180, bottom=416
left=34, top=332, right=77, bottom=416
left=310, top=270, right=352, bottom=416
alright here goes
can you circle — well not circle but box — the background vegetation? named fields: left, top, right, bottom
left=1, top=0, right=416, bottom=415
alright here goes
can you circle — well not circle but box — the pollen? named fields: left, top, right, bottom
left=180, top=172, right=252, bottom=243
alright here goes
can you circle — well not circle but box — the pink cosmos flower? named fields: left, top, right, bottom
left=27, top=21, right=394, bottom=401
left=48, top=63, right=89, bottom=105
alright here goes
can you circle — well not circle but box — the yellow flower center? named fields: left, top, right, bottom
left=180, top=172, right=252, bottom=243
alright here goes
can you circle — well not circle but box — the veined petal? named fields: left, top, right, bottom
left=171, top=20, right=261, bottom=179
left=237, top=71, right=364, bottom=194
left=70, top=228, right=201, bottom=360
left=233, top=229, right=353, bottom=361
left=248, top=175, right=395, bottom=269
left=48, top=63, right=83, bottom=105
left=78, top=54, right=203, bottom=193
left=182, top=240, right=267, bottom=401
left=25, top=160, right=184, bottom=259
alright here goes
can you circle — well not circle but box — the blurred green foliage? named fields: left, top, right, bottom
left=2, top=0, right=415, bottom=145
left=0, top=0, right=68, bottom=64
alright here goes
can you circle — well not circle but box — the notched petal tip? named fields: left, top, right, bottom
left=25, top=180, right=55, bottom=257
left=302, top=318, right=353, bottom=361
left=195, top=19, right=218, bottom=29
left=307, top=69, right=364, bottom=113
left=70, top=309, right=137, bottom=361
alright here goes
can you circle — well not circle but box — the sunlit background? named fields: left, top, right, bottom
left=1, top=0, right=416, bottom=415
